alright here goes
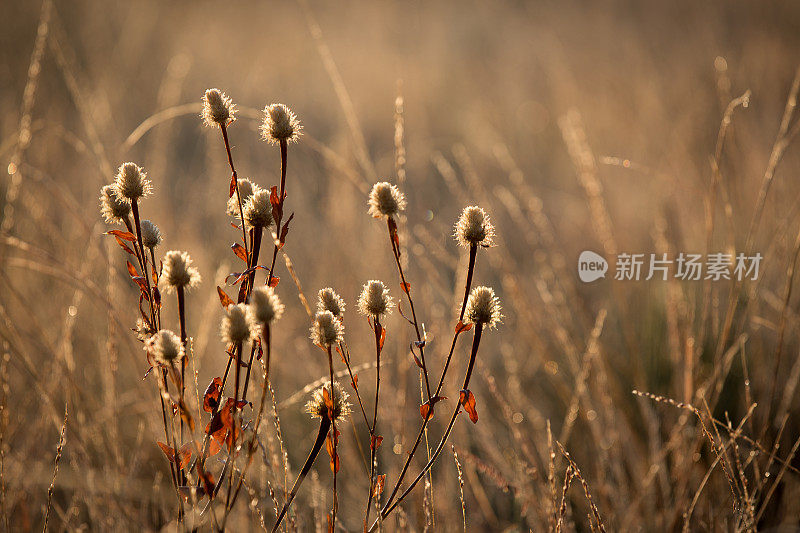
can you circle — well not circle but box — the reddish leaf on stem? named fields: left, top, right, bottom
left=278, top=213, right=294, bottom=248
left=157, top=442, right=191, bottom=469
left=126, top=261, right=138, bottom=278
left=217, top=287, right=235, bottom=308
left=113, top=236, right=136, bottom=256
left=229, top=175, right=236, bottom=198
left=351, top=374, right=358, bottom=390
left=375, top=474, right=386, bottom=497
left=455, top=320, right=473, bottom=334
left=459, top=389, right=479, bottom=424
left=326, top=429, right=341, bottom=473
left=268, top=275, right=280, bottom=288
left=419, top=396, right=447, bottom=420
left=105, top=230, right=137, bottom=242
left=203, top=377, right=223, bottom=413
left=400, top=281, right=411, bottom=294
left=371, top=435, right=383, bottom=450
left=231, top=242, right=248, bottom=263
left=379, top=327, right=386, bottom=352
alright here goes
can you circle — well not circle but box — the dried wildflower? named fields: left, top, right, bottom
left=317, top=288, right=345, bottom=318
left=201, top=88, right=236, bottom=127
left=99, top=184, right=131, bottom=224
left=368, top=181, right=406, bottom=218
left=145, top=329, right=184, bottom=364
left=160, top=250, right=201, bottom=293
left=113, top=162, right=151, bottom=201
left=464, top=286, right=502, bottom=328
left=227, top=178, right=258, bottom=217
left=305, top=381, right=351, bottom=420
left=220, top=303, right=258, bottom=346
left=250, top=286, right=284, bottom=324
left=243, top=189, right=274, bottom=228
left=260, top=103, right=302, bottom=144
left=310, top=310, right=344, bottom=347
left=140, top=220, right=162, bottom=249
left=455, top=206, right=495, bottom=248
left=357, top=280, right=393, bottom=318
left=135, top=317, right=156, bottom=342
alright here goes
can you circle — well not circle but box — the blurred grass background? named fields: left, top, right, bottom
left=3, top=0, right=800, bottom=530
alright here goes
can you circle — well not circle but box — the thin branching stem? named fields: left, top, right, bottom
left=364, top=317, right=382, bottom=524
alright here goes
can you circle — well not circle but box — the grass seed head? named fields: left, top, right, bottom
left=201, top=88, right=236, bottom=127
left=305, top=381, right=351, bottom=421
left=160, top=250, right=201, bottom=293
left=221, top=303, right=258, bottom=345
left=145, top=329, right=184, bottom=364
left=368, top=181, right=406, bottom=218
left=113, top=162, right=151, bottom=201
left=99, top=184, right=131, bottom=224
left=465, top=286, right=502, bottom=328
left=243, top=188, right=274, bottom=228
left=140, top=220, right=162, bottom=249
left=260, top=103, right=302, bottom=144
left=455, top=206, right=495, bottom=248
left=357, top=279, right=394, bottom=318
left=310, top=310, right=344, bottom=347
left=317, top=288, right=346, bottom=318
left=250, top=286, right=284, bottom=324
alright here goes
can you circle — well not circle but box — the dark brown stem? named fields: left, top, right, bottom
left=459, top=245, right=477, bottom=322
left=271, top=417, right=331, bottom=533
left=387, top=217, right=432, bottom=401
left=371, top=324, right=484, bottom=529
left=177, top=285, right=187, bottom=485
left=327, top=345, right=338, bottom=527
left=364, top=318, right=382, bottom=525
left=266, top=139, right=289, bottom=287
left=339, top=341, right=372, bottom=432
left=220, top=123, right=250, bottom=264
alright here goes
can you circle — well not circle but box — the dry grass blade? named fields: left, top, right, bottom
left=43, top=403, right=67, bottom=532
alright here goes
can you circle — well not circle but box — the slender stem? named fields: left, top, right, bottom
left=327, top=346, right=338, bottom=527
left=220, top=123, right=250, bottom=264
left=371, top=325, right=484, bottom=530
left=266, top=140, right=289, bottom=287
left=271, top=417, right=331, bottom=533
left=387, top=217, right=432, bottom=401
left=380, top=245, right=478, bottom=514
left=339, top=341, right=372, bottom=432
left=177, top=286, right=187, bottom=485
left=225, top=341, right=243, bottom=511
left=365, top=318, right=382, bottom=524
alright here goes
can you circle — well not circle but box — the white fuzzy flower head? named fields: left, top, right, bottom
left=201, top=88, right=236, bottom=127
left=99, top=184, right=130, bottom=224
left=113, top=162, right=152, bottom=201
left=220, top=303, right=258, bottom=346
left=140, top=220, right=162, bottom=249
left=368, top=181, right=406, bottom=218
left=455, top=206, right=495, bottom=248
left=250, top=286, right=284, bottom=324
left=161, top=250, right=201, bottom=292
left=135, top=317, right=156, bottom=342
left=310, top=310, right=344, bottom=347
left=305, top=381, right=351, bottom=421
left=260, top=103, right=302, bottom=144
left=357, top=280, right=394, bottom=318
left=243, top=189, right=274, bottom=228
left=146, top=329, right=184, bottom=364
left=317, top=288, right=345, bottom=318
left=227, top=178, right=258, bottom=217
left=465, top=286, right=502, bottom=329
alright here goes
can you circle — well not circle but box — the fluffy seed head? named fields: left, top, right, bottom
left=243, top=189, right=275, bottom=228
left=260, top=103, right=302, bottom=144
left=250, top=286, right=284, bottom=324
left=357, top=280, right=393, bottom=318
left=465, top=286, right=502, bottom=328
left=227, top=178, right=258, bottom=217
left=140, top=220, right=162, bottom=249
left=201, top=88, right=236, bottom=127
left=161, top=250, right=201, bottom=292
left=455, top=206, right=495, bottom=248
left=310, top=310, right=344, bottom=347
left=317, top=288, right=345, bottom=317
left=145, top=329, right=184, bottom=364
left=220, top=303, right=258, bottom=346
left=368, top=182, right=406, bottom=218
left=99, top=184, right=130, bottom=224
left=305, top=381, right=351, bottom=420
left=113, top=162, right=151, bottom=201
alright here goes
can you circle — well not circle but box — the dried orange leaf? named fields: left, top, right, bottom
left=459, top=389, right=479, bottom=424
left=217, top=286, right=235, bottom=308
